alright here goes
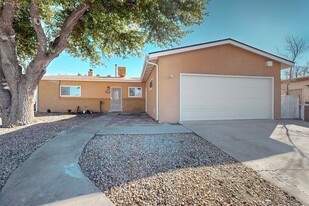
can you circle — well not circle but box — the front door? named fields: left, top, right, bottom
left=110, top=87, right=122, bottom=112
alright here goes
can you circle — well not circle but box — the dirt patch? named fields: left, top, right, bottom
left=79, top=133, right=302, bottom=205
left=0, top=112, right=101, bottom=191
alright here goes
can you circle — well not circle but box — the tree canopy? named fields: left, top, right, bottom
left=5, top=0, right=207, bottom=67
left=0, top=0, right=207, bottom=127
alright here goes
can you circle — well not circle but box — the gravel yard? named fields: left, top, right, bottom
left=80, top=133, right=302, bottom=205
left=0, top=112, right=101, bottom=191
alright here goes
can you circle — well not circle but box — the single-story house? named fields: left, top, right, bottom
left=38, top=38, right=293, bottom=123
left=281, top=76, right=309, bottom=104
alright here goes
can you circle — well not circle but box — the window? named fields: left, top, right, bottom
left=149, top=80, right=153, bottom=90
left=128, top=87, right=142, bottom=97
left=60, top=85, right=81, bottom=97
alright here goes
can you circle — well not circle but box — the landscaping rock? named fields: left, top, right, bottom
left=79, top=133, right=303, bottom=205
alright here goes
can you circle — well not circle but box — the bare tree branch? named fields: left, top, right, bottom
left=48, top=3, right=90, bottom=58
left=24, top=0, right=49, bottom=86
left=279, top=35, right=309, bottom=95
left=25, top=3, right=89, bottom=89
left=30, top=0, right=47, bottom=55
left=284, top=35, right=308, bottom=62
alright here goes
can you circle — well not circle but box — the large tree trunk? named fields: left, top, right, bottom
left=0, top=0, right=89, bottom=127
left=0, top=64, right=11, bottom=111
left=1, top=78, right=36, bottom=127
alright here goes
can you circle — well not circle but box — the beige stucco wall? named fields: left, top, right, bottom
left=146, top=68, right=157, bottom=120
left=154, top=44, right=282, bottom=123
left=38, top=80, right=145, bottom=113
left=282, top=80, right=309, bottom=104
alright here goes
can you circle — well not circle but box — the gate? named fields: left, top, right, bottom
left=281, top=95, right=300, bottom=119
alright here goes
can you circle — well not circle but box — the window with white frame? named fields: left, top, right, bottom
left=60, top=85, right=81, bottom=97
left=149, top=80, right=153, bottom=90
left=128, top=87, right=142, bottom=97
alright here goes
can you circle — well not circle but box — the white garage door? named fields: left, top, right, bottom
left=180, top=74, right=274, bottom=121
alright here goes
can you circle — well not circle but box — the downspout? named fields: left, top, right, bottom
left=146, top=61, right=159, bottom=121
left=35, top=86, right=38, bottom=112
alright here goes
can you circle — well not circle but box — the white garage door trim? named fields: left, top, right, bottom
left=180, top=73, right=274, bottom=121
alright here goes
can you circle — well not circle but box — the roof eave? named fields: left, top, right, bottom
left=280, top=62, right=294, bottom=69
left=140, top=55, right=158, bottom=82
left=148, top=39, right=294, bottom=68
left=41, top=77, right=142, bottom=83
left=140, top=55, right=149, bottom=82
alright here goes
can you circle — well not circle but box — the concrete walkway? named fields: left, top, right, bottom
left=0, top=113, right=191, bottom=206
left=0, top=114, right=117, bottom=206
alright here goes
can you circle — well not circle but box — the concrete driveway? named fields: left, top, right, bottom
left=183, top=120, right=309, bottom=205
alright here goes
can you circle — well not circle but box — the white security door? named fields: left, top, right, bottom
left=180, top=74, right=273, bottom=121
left=110, top=87, right=122, bottom=112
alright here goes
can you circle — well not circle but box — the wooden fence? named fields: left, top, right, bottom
left=281, top=95, right=300, bottom=119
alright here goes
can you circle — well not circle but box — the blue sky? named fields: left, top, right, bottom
left=47, top=0, right=309, bottom=77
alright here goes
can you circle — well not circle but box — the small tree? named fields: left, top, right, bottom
left=0, top=0, right=208, bottom=127
left=292, top=63, right=309, bottom=78
left=279, top=35, right=309, bottom=94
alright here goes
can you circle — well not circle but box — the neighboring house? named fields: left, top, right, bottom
left=38, top=38, right=293, bottom=123
left=281, top=76, right=309, bottom=105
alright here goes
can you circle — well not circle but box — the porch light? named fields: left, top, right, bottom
left=265, top=61, right=273, bottom=67
left=105, top=86, right=110, bottom=94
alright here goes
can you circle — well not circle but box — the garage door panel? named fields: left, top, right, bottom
left=184, top=102, right=270, bottom=109
left=183, top=96, right=271, bottom=107
left=182, top=110, right=269, bottom=121
left=182, top=106, right=271, bottom=120
left=180, top=75, right=273, bottom=121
